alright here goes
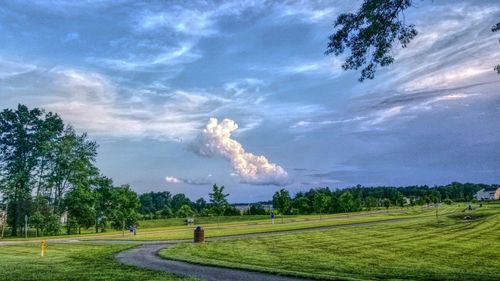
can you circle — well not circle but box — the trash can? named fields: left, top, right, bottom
left=193, top=226, right=204, bottom=243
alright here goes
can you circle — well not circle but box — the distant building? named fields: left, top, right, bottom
left=475, top=187, right=500, bottom=201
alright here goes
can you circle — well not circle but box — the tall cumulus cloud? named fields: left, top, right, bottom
left=190, top=118, right=289, bottom=186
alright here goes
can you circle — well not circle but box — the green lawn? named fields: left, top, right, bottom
left=0, top=243, right=194, bottom=281
left=89, top=206, right=459, bottom=241
left=160, top=203, right=500, bottom=280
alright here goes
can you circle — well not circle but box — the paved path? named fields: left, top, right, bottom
left=116, top=243, right=308, bottom=281
left=113, top=217, right=416, bottom=281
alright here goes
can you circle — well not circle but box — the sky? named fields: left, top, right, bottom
left=1, top=0, right=499, bottom=202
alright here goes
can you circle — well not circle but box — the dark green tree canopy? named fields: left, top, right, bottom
left=326, top=0, right=417, bottom=81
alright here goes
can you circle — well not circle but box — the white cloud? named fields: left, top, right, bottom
left=190, top=118, right=290, bottom=186
left=165, top=176, right=182, bottom=184
left=165, top=175, right=211, bottom=185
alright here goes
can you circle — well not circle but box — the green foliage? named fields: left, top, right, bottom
left=175, top=204, right=195, bottom=218
left=326, top=0, right=417, bottom=81
left=245, top=204, right=268, bottom=215
left=272, top=189, right=291, bottom=216
left=313, top=192, right=330, bottom=218
left=383, top=198, right=391, bottom=209
left=0, top=104, right=63, bottom=235
left=209, top=184, right=229, bottom=217
left=109, top=185, right=140, bottom=230
left=161, top=206, right=174, bottom=218
left=65, top=185, right=95, bottom=234
left=339, top=191, right=354, bottom=212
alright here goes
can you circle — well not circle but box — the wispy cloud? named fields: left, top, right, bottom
left=165, top=175, right=213, bottom=186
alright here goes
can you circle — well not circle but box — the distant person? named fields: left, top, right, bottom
left=271, top=212, right=275, bottom=224
left=133, top=225, right=137, bottom=236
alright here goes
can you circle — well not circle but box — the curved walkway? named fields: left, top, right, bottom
left=113, top=217, right=416, bottom=281
left=116, top=243, right=307, bottom=281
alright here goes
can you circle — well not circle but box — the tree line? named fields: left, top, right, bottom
left=271, top=182, right=491, bottom=218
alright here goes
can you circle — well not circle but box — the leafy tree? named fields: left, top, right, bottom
left=109, top=185, right=140, bottom=232
left=339, top=191, right=354, bottom=213
left=272, top=189, right=291, bottom=223
left=171, top=193, right=192, bottom=213
left=93, top=176, right=113, bottom=233
left=364, top=196, right=378, bottom=210
left=0, top=104, right=63, bottom=235
left=30, top=196, right=60, bottom=236
left=209, top=184, right=229, bottom=226
left=292, top=193, right=311, bottom=214
left=176, top=204, right=195, bottom=218
left=383, top=198, right=391, bottom=211
left=247, top=204, right=268, bottom=215
left=313, top=192, right=331, bottom=220
left=327, top=1, right=500, bottom=80
left=326, top=0, right=417, bottom=81
left=49, top=127, right=98, bottom=214
left=194, top=197, right=207, bottom=213
left=224, top=205, right=241, bottom=216
left=161, top=206, right=174, bottom=218
left=65, top=185, right=95, bottom=234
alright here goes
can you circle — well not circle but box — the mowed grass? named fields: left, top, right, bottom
left=0, top=243, right=194, bottom=281
left=89, top=206, right=459, bottom=241
left=160, top=203, right=500, bottom=280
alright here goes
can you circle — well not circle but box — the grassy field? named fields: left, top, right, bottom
left=0, top=208, right=397, bottom=241
left=87, top=206, right=458, bottom=241
left=0, top=242, right=194, bottom=281
left=160, top=203, right=500, bottom=280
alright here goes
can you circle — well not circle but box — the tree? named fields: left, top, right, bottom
left=493, top=22, right=500, bottom=74
left=313, top=192, right=331, bottom=220
left=326, top=0, right=417, bottom=81
left=364, top=196, right=378, bottom=210
left=0, top=104, right=63, bottom=235
left=339, top=191, right=354, bottom=213
left=109, top=185, right=140, bottom=234
left=327, top=1, right=500, bottom=80
left=247, top=204, right=268, bottom=215
left=171, top=193, right=192, bottom=213
left=272, top=189, right=291, bottom=223
left=383, top=198, right=391, bottom=211
left=65, top=185, right=95, bottom=234
left=209, top=184, right=229, bottom=227
left=176, top=204, right=195, bottom=218
left=93, top=176, right=113, bottom=233
left=194, top=197, right=207, bottom=213
left=49, top=127, right=98, bottom=215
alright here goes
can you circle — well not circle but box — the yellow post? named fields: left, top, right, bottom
left=41, top=240, right=46, bottom=257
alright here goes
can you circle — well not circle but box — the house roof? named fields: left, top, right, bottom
left=483, top=187, right=499, bottom=192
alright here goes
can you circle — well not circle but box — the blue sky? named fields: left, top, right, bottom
left=1, top=0, right=499, bottom=202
